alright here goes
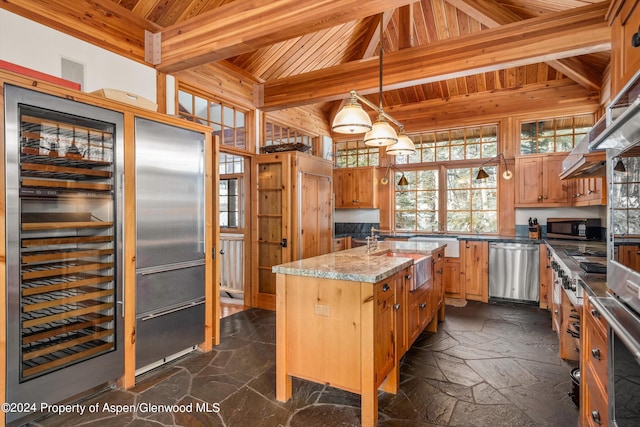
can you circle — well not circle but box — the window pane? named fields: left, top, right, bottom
left=472, top=189, right=497, bottom=210
left=395, top=212, right=416, bottom=230
left=223, top=106, right=234, bottom=126
left=448, top=190, right=470, bottom=210
left=447, top=211, right=471, bottom=232
left=195, top=96, right=207, bottom=119
left=210, top=103, right=222, bottom=123
left=474, top=211, right=498, bottom=232
left=178, top=91, right=193, bottom=114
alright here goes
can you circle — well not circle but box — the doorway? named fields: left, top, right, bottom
left=218, top=152, right=251, bottom=317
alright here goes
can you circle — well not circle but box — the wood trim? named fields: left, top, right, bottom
left=0, top=79, right=6, bottom=427
left=257, top=3, right=610, bottom=110
left=120, top=110, right=136, bottom=390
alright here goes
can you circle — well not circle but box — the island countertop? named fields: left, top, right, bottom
left=272, top=240, right=446, bottom=283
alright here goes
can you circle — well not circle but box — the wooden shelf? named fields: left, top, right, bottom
left=22, top=221, right=113, bottom=231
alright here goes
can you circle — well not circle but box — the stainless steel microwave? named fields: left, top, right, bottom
left=546, top=218, right=602, bottom=240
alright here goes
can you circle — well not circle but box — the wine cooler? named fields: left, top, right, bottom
left=4, top=84, right=124, bottom=424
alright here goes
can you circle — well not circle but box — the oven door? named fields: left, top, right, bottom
left=591, top=296, right=640, bottom=426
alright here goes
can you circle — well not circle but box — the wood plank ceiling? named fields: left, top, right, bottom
left=1, top=0, right=611, bottom=131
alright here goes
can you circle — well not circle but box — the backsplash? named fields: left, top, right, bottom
left=335, top=222, right=380, bottom=237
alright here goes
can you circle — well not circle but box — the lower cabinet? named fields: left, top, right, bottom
left=461, top=240, right=489, bottom=302
left=444, top=257, right=463, bottom=298
left=581, top=296, right=609, bottom=426
left=407, top=283, right=432, bottom=346
left=433, top=247, right=446, bottom=322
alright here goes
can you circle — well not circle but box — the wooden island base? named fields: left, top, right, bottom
left=273, top=241, right=446, bottom=427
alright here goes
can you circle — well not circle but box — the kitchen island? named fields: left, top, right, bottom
left=273, top=241, right=446, bottom=427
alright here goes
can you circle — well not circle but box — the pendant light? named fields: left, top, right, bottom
left=380, top=163, right=410, bottom=187
left=386, top=129, right=416, bottom=156
left=331, top=91, right=372, bottom=134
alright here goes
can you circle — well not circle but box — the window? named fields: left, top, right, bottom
left=391, top=124, right=500, bottom=233
left=333, top=139, right=380, bottom=167
left=219, top=153, right=244, bottom=230
left=520, top=114, right=593, bottom=154
left=177, top=87, right=248, bottom=150
left=398, top=125, right=497, bottom=165
left=611, top=157, right=640, bottom=235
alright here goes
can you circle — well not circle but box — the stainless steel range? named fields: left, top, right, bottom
left=550, top=248, right=607, bottom=306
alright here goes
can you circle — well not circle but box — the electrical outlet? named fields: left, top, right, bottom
left=314, top=304, right=330, bottom=317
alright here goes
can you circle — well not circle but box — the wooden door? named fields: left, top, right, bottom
left=252, top=153, right=291, bottom=310
left=443, top=259, right=463, bottom=298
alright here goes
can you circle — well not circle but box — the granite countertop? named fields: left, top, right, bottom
left=272, top=241, right=446, bottom=283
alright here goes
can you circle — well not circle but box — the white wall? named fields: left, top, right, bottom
left=0, top=10, right=156, bottom=101
left=515, top=206, right=606, bottom=226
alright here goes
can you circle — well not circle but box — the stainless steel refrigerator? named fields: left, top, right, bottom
left=134, top=117, right=206, bottom=370
left=4, top=84, right=124, bottom=425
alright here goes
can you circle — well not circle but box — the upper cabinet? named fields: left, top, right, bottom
left=609, top=0, right=640, bottom=96
left=515, top=153, right=571, bottom=207
left=334, top=167, right=379, bottom=209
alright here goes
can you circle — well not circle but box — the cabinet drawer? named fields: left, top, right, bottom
left=585, top=296, right=608, bottom=337
left=584, top=317, right=608, bottom=393
left=375, top=280, right=395, bottom=305
left=583, top=362, right=609, bottom=427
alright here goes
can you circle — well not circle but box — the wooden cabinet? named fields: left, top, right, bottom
left=581, top=297, right=609, bottom=426
left=461, top=240, right=489, bottom=302
left=253, top=152, right=333, bottom=310
left=334, top=167, right=379, bottom=208
left=616, top=244, right=640, bottom=271
left=333, top=236, right=351, bottom=252
left=432, top=247, right=446, bottom=323
left=443, top=257, right=463, bottom=299
left=515, top=153, right=571, bottom=206
left=540, top=244, right=552, bottom=310
left=407, top=277, right=433, bottom=347
left=275, top=267, right=409, bottom=427
left=609, top=0, right=640, bottom=97
left=570, top=177, right=607, bottom=206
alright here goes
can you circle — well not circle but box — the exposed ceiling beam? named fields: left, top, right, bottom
left=256, top=2, right=610, bottom=111
left=156, top=0, right=417, bottom=73
left=388, top=80, right=600, bottom=131
left=0, top=0, right=157, bottom=64
left=445, top=0, right=603, bottom=90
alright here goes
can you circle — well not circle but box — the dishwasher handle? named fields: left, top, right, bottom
left=490, top=243, right=537, bottom=251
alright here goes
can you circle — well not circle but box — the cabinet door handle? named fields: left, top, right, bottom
left=382, top=284, right=390, bottom=292
left=591, top=308, right=601, bottom=319
left=591, top=348, right=601, bottom=360
left=591, top=410, right=601, bottom=425
left=437, top=269, right=443, bottom=274
left=393, top=303, right=401, bottom=310
left=405, top=274, right=412, bottom=280
left=419, top=302, right=426, bottom=309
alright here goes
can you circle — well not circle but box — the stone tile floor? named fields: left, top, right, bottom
left=30, top=301, right=579, bottom=426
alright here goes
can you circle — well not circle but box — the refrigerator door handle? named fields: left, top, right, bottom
left=140, top=299, right=205, bottom=321
left=138, top=259, right=205, bottom=276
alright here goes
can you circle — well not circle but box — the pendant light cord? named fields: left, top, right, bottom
left=379, top=14, right=384, bottom=110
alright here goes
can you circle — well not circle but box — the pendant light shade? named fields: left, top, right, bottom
left=364, top=114, right=398, bottom=146
left=475, top=167, right=490, bottom=180
left=331, top=92, right=372, bottom=134
left=397, top=173, right=409, bottom=186
left=386, top=133, right=416, bottom=156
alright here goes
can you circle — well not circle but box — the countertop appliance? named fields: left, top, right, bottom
left=134, top=117, right=206, bottom=372
left=546, top=217, right=602, bottom=240
left=4, top=84, right=124, bottom=425
left=488, top=242, right=539, bottom=303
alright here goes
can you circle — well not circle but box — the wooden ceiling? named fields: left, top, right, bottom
left=1, top=0, right=612, bottom=131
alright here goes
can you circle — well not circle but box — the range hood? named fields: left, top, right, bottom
left=560, top=116, right=606, bottom=180
left=589, top=75, right=640, bottom=152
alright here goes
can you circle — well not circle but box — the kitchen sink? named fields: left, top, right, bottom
left=378, top=251, right=432, bottom=291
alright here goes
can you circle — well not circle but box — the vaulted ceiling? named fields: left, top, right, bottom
left=1, top=0, right=612, bottom=131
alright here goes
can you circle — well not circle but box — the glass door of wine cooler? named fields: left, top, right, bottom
left=4, top=85, right=124, bottom=424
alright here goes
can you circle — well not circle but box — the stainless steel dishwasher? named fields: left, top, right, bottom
left=488, top=242, right=540, bottom=303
